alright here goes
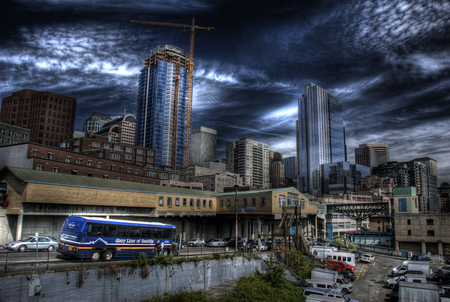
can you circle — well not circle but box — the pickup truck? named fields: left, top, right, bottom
left=324, top=258, right=355, bottom=272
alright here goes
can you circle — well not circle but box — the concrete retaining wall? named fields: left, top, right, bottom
left=0, top=256, right=280, bottom=302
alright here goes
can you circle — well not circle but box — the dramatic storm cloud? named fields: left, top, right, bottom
left=1, top=0, right=449, bottom=183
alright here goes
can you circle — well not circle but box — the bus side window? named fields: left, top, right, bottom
left=338, top=256, right=342, bottom=261
left=117, top=226, right=129, bottom=237
left=87, top=224, right=103, bottom=237
left=153, top=228, right=163, bottom=239
left=130, top=227, right=141, bottom=239
left=163, top=229, right=172, bottom=239
left=103, top=225, right=117, bottom=237
left=142, top=228, right=152, bottom=238
left=343, top=257, right=347, bottom=261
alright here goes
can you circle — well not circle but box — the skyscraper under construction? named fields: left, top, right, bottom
left=135, top=45, right=190, bottom=169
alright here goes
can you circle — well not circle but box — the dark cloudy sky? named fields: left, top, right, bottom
left=1, top=0, right=449, bottom=184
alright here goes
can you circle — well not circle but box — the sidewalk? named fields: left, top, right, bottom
left=202, top=279, right=238, bottom=299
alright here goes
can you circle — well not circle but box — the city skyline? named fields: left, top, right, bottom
left=1, top=0, right=449, bottom=183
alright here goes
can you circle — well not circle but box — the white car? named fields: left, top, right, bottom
left=360, top=254, right=375, bottom=263
left=208, top=238, right=227, bottom=247
left=187, top=238, right=205, bottom=247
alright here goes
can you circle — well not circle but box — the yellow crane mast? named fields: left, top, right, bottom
left=130, top=18, right=215, bottom=168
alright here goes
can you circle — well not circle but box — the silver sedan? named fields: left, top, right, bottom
left=208, top=239, right=228, bottom=247
left=3, top=235, right=59, bottom=252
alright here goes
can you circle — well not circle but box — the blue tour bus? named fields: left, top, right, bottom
left=57, top=216, right=176, bottom=261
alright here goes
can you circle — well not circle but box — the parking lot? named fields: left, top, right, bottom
left=349, top=254, right=443, bottom=302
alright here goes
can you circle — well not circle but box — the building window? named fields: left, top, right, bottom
left=167, top=197, right=173, bottom=207
left=71, top=170, right=78, bottom=175
left=148, top=171, right=157, bottom=178
left=87, top=160, right=92, bottom=166
left=65, top=156, right=71, bottom=163
left=125, top=154, right=132, bottom=160
left=125, top=147, right=132, bottom=153
left=73, top=147, right=80, bottom=153
left=147, top=150, right=153, bottom=156
left=74, top=140, right=80, bottom=146
left=408, top=230, right=411, bottom=236
left=136, top=155, right=142, bottom=162
left=427, top=230, right=435, bottom=236
left=135, top=169, right=139, bottom=175
left=190, top=198, right=194, bottom=207
left=242, top=198, right=247, bottom=206
left=111, top=165, right=115, bottom=171
left=170, top=174, right=179, bottom=180
left=30, top=149, right=38, bottom=156
left=407, top=219, right=411, bottom=225
left=110, top=153, right=120, bottom=160
left=36, top=164, right=43, bottom=171
left=117, top=177, right=121, bottom=181
left=183, top=198, right=187, bottom=207
left=47, top=153, right=53, bottom=159
left=160, top=173, right=168, bottom=179
left=92, top=141, right=100, bottom=148
left=197, top=199, right=201, bottom=207
left=159, top=196, right=164, bottom=206
left=113, top=145, right=121, bottom=151
left=104, top=143, right=109, bottom=149
left=227, top=199, right=231, bottom=207
left=103, top=175, right=109, bottom=179
left=119, top=166, right=124, bottom=172
left=202, top=199, right=206, bottom=207
left=53, top=167, right=59, bottom=173
left=136, top=149, right=143, bottom=155
left=88, top=172, right=93, bottom=177
left=251, top=198, right=256, bottom=206
left=97, top=162, right=102, bottom=168
left=174, top=197, right=179, bottom=206
left=426, top=219, right=434, bottom=226
left=279, top=195, right=285, bottom=208
left=260, top=197, right=265, bottom=206
left=209, top=200, right=213, bottom=208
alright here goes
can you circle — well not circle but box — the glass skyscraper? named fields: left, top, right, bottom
left=297, top=83, right=346, bottom=194
left=135, top=45, right=190, bottom=169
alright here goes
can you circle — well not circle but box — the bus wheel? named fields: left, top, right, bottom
left=163, top=249, right=169, bottom=256
left=103, top=250, right=114, bottom=261
left=91, top=250, right=101, bottom=261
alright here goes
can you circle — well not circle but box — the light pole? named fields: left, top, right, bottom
left=234, top=175, right=239, bottom=253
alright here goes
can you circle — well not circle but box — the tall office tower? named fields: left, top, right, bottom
left=0, top=89, right=76, bottom=147
left=321, top=162, right=370, bottom=194
left=190, top=126, right=217, bottom=166
left=96, top=114, right=136, bottom=146
left=283, top=156, right=297, bottom=179
left=226, top=138, right=270, bottom=189
left=297, top=83, right=345, bottom=195
left=355, top=143, right=389, bottom=168
left=83, top=112, right=112, bottom=135
left=135, top=45, right=190, bottom=169
left=269, top=151, right=285, bottom=189
left=413, top=157, right=439, bottom=211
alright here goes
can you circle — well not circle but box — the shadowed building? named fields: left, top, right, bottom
left=190, top=126, right=217, bottom=166
left=96, top=114, right=136, bottom=146
left=321, top=162, right=370, bottom=194
left=82, top=112, right=112, bottom=135
left=355, top=143, right=389, bottom=168
left=0, top=89, right=76, bottom=147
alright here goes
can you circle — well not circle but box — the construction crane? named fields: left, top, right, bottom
left=130, top=18, right=215, bottom=168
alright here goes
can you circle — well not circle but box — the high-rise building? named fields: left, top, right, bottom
left=226, top=138, right=269, bottom=189
left=355, top=144, right=389, bottom=168
left=135, top=45, right=190, bottom=169
left=297, top=83, right=345, bottom=195
left=96, top=114, right=136, bottom=146
left=413, top=157, right=439, bottom=211
left=283, top=156, right=297, bottom=179
left=0, top=89, right=76, bottom=147
left=372, top=162, right=410, bottom=187
left=321, top=162, right=370, bottom=194
left=269, top=151, right=285, bottom=189
left=190, top=126, right=217, bottom=166
left=83, top=112, right=112, bottom=135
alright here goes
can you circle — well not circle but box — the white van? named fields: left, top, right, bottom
left=303, top=287, right=359, bottom=302
left=326, top=252, right=356, bottom=267
left=306, top=279, right=353, bottom=294
left=305, top=295, right=347, bottom=302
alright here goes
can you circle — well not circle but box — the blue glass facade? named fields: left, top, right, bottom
left=135, top=45, right=190, bottom=169
left=298, top=83, right=346, bottom=194
left=321, top=162, right=371, bottom=194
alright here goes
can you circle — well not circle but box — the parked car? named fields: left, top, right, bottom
left=438, top=265, right=450, bottom=274
left=187, top=238, right=205, bottom=247
left=432, top=273, right=450, bottom=283
left=208, top=238, right=227, bottom=247
left=339, top=271, right=356, bottom=282
left=360, top=254, right=375, bottom=263
left=3, top=235, right=59, bottom=252
left=351, top=250, right=361, bottom=259
left=411, top=254, right=431, bottom=261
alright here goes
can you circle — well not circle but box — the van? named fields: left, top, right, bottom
left=302, top=287, right=359, bottom=302
left=306, top=279, right=353, bottom=294
left=305, top=295, right=346, bottom=302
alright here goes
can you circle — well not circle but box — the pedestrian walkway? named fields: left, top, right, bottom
left=202, top=279, right=238, bottom=299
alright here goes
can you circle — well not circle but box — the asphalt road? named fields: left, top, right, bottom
left=350, top=255, right=443, bottom=302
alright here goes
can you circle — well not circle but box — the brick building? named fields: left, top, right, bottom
left=0, top=89, right=76, bottom=147
left=0, top=122, right=30, bottom=146
left=0, top=142, right=183, bottom=184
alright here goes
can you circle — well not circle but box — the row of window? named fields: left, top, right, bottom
left=86, top=223, right=173, bottom=239
left=158, top=196, right=213, bottom=208
left=407, top=230, right=435, bottom=236
left=0, top=129, right=29, bottom=139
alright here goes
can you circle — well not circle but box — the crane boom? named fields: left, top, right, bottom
left=131, top=18, right=214, bottom=168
